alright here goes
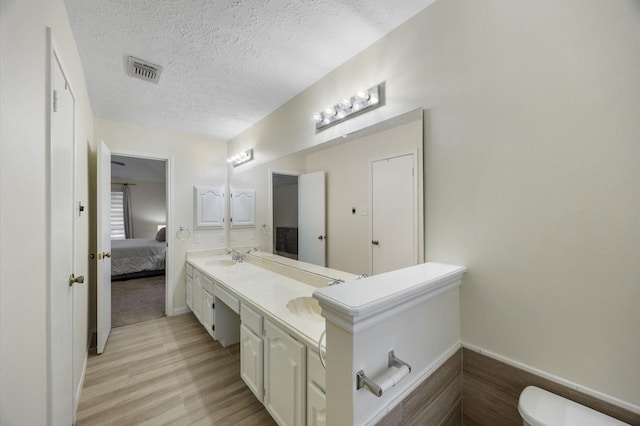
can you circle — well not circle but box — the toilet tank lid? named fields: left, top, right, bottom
left=518, top=386, right=629, bottom=426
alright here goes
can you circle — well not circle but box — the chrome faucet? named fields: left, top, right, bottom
left=326, top=278, right=344, bottom=286
left=246, top=247, right=258, bottom=254
left=230, top=249, right=244, bottom=262
left=356, top=273, right=369, bottom=280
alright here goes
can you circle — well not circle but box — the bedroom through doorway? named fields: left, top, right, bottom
left=110, top=155, right=167, bottom=327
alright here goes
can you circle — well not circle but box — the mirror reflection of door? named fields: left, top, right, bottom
left=371, top=153, right=417, bottom=275
left=298, top=171, right=326, bottom=266
left=271, top=171, right=327, bottom=266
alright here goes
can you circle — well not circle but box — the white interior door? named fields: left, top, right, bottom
left=298, top=171, right=326, bottom=266
left=371, top=153, right=416, bottom=275
left=49, top=51, right=75, bottom=425
left=97, top=141, right=112, bottom=354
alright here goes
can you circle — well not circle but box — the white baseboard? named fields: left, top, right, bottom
left=462, top=343, right=640, bottom=415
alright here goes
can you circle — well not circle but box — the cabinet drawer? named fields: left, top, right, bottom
left=214, top=283, right=240, bottom=313
left=186, top=263, right=194, bottom=278
left=201, top=274, right=214, bottom=294
left=241, top=302, right=263, bottom=336
left=308, top=348, right=326, bottom=391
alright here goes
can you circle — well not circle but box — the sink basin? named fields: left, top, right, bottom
left=206, top=259, right=236, bottom=267
left=286, top=297, right=324, bottom=322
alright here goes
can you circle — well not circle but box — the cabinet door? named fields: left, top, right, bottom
left=202, top=289, right=214, bottom=338
left=307, top=382, right=326, bottom=426
left=194, top=186, right=224, bottom=228
left=186, top=274, right=193, bottom=311
left=240, top=323, right=263, bottom=402
left=264, top=320, right=306, bottom=426
left=230, top=188, right=255, bottom=227
left=193, top=271, right=203, bottom=323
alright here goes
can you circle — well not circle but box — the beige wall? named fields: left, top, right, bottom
left=230, top=0, right=640, bottom=407
left=0, top=0, right=93, bottom=423
left=93, top=119, right=227, bottom=314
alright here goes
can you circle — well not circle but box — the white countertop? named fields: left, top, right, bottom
left=187, top=254, right=326, bottom=348
left=313, top=262, right=466, bottom=332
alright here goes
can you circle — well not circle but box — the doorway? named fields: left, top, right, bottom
left=109, top=155, right=167, bottom=328
left=96, top=149, right=172, bottom=354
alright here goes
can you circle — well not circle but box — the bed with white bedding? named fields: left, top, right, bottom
left=111, top=238, right=166, bottom=278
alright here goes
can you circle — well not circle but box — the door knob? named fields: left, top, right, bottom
left=103, top=252, right=111, bottom=258
left=372, top=240, right=380, bottom=245
left=68, top=274, right=85, bottom=286
left=317, top=235, right=325, bottom=240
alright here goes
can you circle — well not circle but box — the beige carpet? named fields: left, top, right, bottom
left=111, top=275, right=165, bottom=328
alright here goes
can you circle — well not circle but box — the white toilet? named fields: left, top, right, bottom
left=518, top=386, right=630, bottom=426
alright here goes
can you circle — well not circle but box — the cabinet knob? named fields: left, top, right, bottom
left=372, top=240, right=380, bottom=246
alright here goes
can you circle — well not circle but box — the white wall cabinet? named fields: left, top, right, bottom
left=230, top=188, right=255, bottom=227
left=264, top=319, right=306, bottom=426
left=194, top=186, right=224, bottom=228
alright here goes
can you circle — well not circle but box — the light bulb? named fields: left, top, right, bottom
left=340, top=98, right=352, bottom=109
left=355, top=89, right=370, bottom=101
left=313, top=112, right=323, bottom=123
left=324, top=106, right=336, bottom=117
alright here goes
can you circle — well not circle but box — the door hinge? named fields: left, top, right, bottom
left=212, top=303, right=215, bottom=309
left=212, top=324, right=215, bottom=331
left=53, top=90, right=58, bottom=112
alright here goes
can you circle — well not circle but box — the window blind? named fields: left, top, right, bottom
left=110, top=189, right=126, bottom=240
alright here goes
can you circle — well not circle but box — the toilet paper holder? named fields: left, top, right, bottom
left=356, top=351, right=412, bottom=397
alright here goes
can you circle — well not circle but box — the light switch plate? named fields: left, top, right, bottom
left=359, top=206, right=368, bottom=216
left=194, top=233, right=201, bottom=243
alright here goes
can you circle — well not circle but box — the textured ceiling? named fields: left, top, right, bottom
left=64, top=0, right=434, bottom=140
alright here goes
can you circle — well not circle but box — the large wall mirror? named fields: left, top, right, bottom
left=230, top=109, right=424, bottom=276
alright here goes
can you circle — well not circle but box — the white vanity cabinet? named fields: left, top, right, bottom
left=202, top=280, right=215, bottom=339
left=240, top=303, right=263, bottom=402
left=186, top=264, right=194, bottom=311
left=192, top=269, right=204, bottom=322
left=264, top=319, right=306, bottom=426
left=307, top=350, right=326, bottom=426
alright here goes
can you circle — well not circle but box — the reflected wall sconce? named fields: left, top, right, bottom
left=227, top=148, right=254, bottom=167
left=313, top=83, right=384, bottom=131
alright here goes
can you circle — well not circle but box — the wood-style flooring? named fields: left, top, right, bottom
left=76, top=313, right=276, bottom=426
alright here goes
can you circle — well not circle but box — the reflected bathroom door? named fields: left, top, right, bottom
left=298, top=171, right=326, bottom=266
left=371, top=153, right=417, bottom=275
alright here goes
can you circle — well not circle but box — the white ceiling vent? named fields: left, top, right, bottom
left=127, top=56, right=162, bottom=84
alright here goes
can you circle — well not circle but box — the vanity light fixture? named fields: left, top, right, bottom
left=313, top=83, right=383, bottom=131
left=227, top=148, right=254, bottom=167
